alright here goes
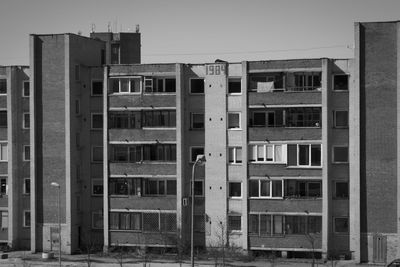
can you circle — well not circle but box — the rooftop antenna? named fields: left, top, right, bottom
left=107, top=22, right=111, bottom=32
left=91, top=23, right=96, bottom=33
left=136, top=24, right=140, bottom=33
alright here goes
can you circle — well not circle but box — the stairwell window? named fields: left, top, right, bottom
left=0, top=79, right=6, bottom=94
left=91, top=113, right=103, bottom=130
left=333, top=74, right=349, bottom=91
left=334, top=181, right=349, bottom=199
left=334, top=217, right=349, bottom=233
left=23, top=211, right=31, bottom=227
left=228, top=112, right=240, bottom=129
left=228, top=215, right=241, bottom=232
left=23, top=178, right=30, bottom=195
left=333, top=146, right=349, bottom=163
left=190, top=147, right=204, bottom=162
left=191, top=113, right=204, bottom=129
left=91, top=80, right=103, bottom=96
left=190, top=78, right=204, bottom=94
left=0, top=178, right=7, bottom=195
left=23, top=145, right=30, bottom=161
left=228, top=147, right=242, bottom=164
left=228, top=78, right=241, bottom=94
left=91, top=179, right=103, bottom=196
left=22, top=81, right=29, bottom=97
left=0, top=143, right=7, bottom=161
left=91, top=146, right=103, bottom=163
left=334, top=110, right=348, bottom=128
left=23, top=113, right=30, bottom=129
left=0, top=111, right=7, bottom=127
left=229, top=182, right=242, bottom=198
left=92, top=211, right=103, bottom=229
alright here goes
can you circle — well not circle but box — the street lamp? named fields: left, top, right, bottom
left=50, top=182, right=61, bottom=267
left=191, top=154, right=206, bottom=267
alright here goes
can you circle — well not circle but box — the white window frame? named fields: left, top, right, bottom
left=23, top=145, right=30, bottom=161
left=91, top=146, right=103, bottom=163
left=228, top=215, right=242, bottom=232
left=333, top=110, right=348, bottom=128
left=91, top=113, right=103, bottom=130
left=22, top=80, right=30, bottom=97
left=91, top=79, right=103, bottom=96
left=110, top=77, right=142, bottom=95
left=190, top=146, right=204, bottom=163
left=249, top=179, right=284, bottom=199
left=333, top=217, right=349, bottom=234
left=91, top=178, right=103, bottom=196
left=23, top=178, right=30, bottom=195
left=332, top=74, right=349, bottom=91
left=228, top=182, right=242, bottom=199
left=23, top=113, right=30, bottom=129
left=23, top=210, right=30, bottom=228
left=228, top=77, right=242, bottom=95
left=249, top=144, right=286, bottom=164
left=190, top=113, right=204, bottom=130
left=189, top=78, right=205, bottom=95
left=228, top=147, right=242, bottom=164
left=296, top=144, right=322, bottom=167
left=0, top=142, right=7, bottom=162
left=92, top=211, right=104, bottom=229
left=143, top=77, right=176, bottom=94
left=227, top=112, right=241, bottom=130
left=332, top=145, right=349, bottom=164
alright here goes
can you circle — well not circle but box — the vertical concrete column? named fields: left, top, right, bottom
left=349, top=22, right=361, bottom=262
left=29, top=35, right=37, bottom=253
left=204, top=63, right=228, bottom=247
left=103, top=66, right=109, bottom=252
left=240, top=61, right=248, bottom=251
left=175, top=64, right=185, bottom=241
left=321, top=58, right=331, bottom=259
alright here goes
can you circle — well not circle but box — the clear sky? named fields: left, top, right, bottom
left=0, top=0, right=400, bottom=65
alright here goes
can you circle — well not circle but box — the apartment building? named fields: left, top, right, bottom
left=0, top=20, right=398, bottom=265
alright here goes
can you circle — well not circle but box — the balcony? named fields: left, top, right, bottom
left=109, top=94, right=176, bottom=108
left=110, top=231, right=177, bottom=247
left=109, top=129, right=176, bottom=142
left=249, top=198, right=322, bottom=213
left=249, top=234, right=322, bottom=250
left=110, top=196, right=176, bottom=210
left=109, top=162, right=177, bottom=176
left=249, top=127, right=321, bottom=141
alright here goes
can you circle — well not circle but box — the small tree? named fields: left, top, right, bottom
left=80, top=231, right=102, bottom=267
left=306, top=233, right=316, bottom=267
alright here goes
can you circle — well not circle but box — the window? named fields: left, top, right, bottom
left=92, top=211, right=103, bottom=229
left=92, top=146, right=103, bottom=162
left=75, top=65, right=80, bottom=81
left=248, top=144, right=285, bottom=163
left=111, top=144, right=176, bottom=162
left=75, top=100, right=80, bottom=115
left=292, top=72, right=321, bottom=91
left=248, top=73, right=283, bottom=91
left=248, top=214, right=283, bottom=236
left=286, top=107, right=321, bottom=127
left=190, top=78, right=204, bottom=94
left=334, top=110, right=348, bottom=128
left=333, top=146, right=348, bottom=163
left=249, top=179, right=283, bottom=198
left=144, top=179, right=175, bottom=196
left=92, top=80, right=103, bottom=96
left=142, top=110, right=176, bottom=127
left=335, top=181, right=349, bottom=199
left=0, top=143, right=7, bottom=161
left=190, top=147, right=204, bottom=162
left=144, top=77, right=176, bottom=93
left=0, top=178, right=6, bottom=195
left=109, top=111, right=140, bottom=129
left=228, top=215, right=241, bottom=232
left=334, top=217, right=349, bottom=233
left=228, top=78, right=241, bottom=94
left=91, top=113, right=103, bottom=129
left=92, top=179, right=103, bottom=196
left=191, top=113, right=204, bottom=129
left=298, top=144, right=321, bottom=167
left=110, top=212, right=143, bottom=231
left=23, top=178, right=30, bottom=195
left=23, top=145, right=30, bottom=161
left=0, top=111, right=7, bottom=127
left=143, top=213, right=159, bottom=232
left=110, top=77, right=141, bottom=93
left=23, top=113, right=30, bottom=129
left=251, top=110, right=282, bottom=127
left=333, top=75, right=349, bottom=91
left=228, top=113, right=240, bottom=129
left=109, top=178, right=176, bottom=197
left=229, top=182, right=242, bottom=198
left=285, top=216, right=321, bottom=235
left=285, top=180, right=322, bottom=198
left=23, top=211, right=30, bottom=227
left=23, top=81, right=29, bottom=97
left=0, top=79, right=6, bottom=94
left=228, top=147, right=242, bottom=164
left=194, top=214, right=205, bottom=232
left=111, top=44, right=119, bottom=64
left=193, top=180, right=204, bottom=196
left=0, top=211, right=8, bottom=229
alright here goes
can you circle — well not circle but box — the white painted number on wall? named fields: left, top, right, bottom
left=206, top=64, right=225, bottom=75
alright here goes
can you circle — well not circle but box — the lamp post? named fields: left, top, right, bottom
left=51, top=182, right=61, bottom=267
left=191, top=154, right=206, bottom=267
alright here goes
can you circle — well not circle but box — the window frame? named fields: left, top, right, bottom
left=144, top=77, right=176, bottom=94
left=91, top=113, right=103, bottom=130
left=228, top=147, right=242, bottom=164
left=91, top=178, right=103, bottom=196
left=91, top=146, right=103, bottom=163
left=334, top=181, right=349, bottom=199
left=228, top=77, right=242, bottom=94
left=110, top=77, right=142, bottom=95
left=91, top=79, right=103, bottom=96
left=296, top=144, right=322, bottom=168
left=249, top=179, right=284, bottom=199
left=190, top=113, right=205, bottom=130
left=333, top=110, right=349, bottom=128
left=0, top=142, right=7, bottom=162
left=23, top=145, right=30, bottom=161
left=23, top=178, right=30, bottom=195
left=227, top=112, right=241, bottom=130
left=23, top=113, right=30, bottom=129
left=228, top=182, right=242, bottom=199
left=228, top=215, right=242, bottom=232
left=248, top=144, right=286, bottom=164
left=23, top=210, right=30, bottom=228
left=332, top=145, right=349, bottom=164
left=189, top=78, right=205, bottom=95
left=190, top=146, right=204, bottom=163
left=332, top=74, right=349, bottom=91
left=333, top=217, right=349, bottom=234
left=22, top=80, right=30, bottom=97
